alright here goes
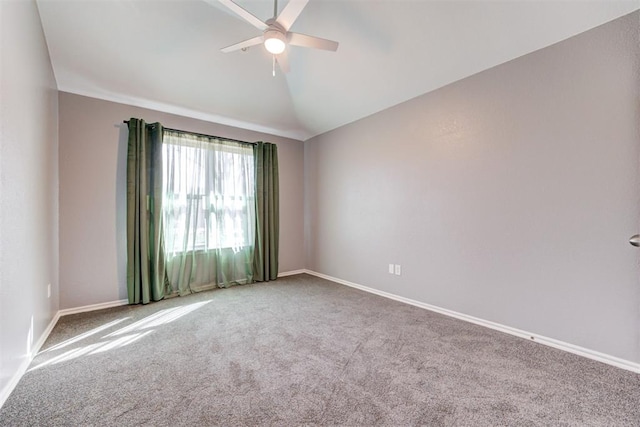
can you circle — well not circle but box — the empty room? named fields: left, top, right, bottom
left=1, top=0, right=639, bottom=425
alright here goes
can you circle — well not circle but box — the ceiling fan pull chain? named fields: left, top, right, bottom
left=272, top=55, right=276, bottom=77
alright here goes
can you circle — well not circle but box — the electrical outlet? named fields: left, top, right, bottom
left=388, top=264, right=394, bottom=274
left=394, top=264, right=401, bottom=276
left=47, top=283, right=51, bottom=298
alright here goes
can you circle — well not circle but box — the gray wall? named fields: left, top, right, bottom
left=304, top=12, right=640, bottom=363
left=58, top=93, right=304, bottom=310
left=0, top=1, right=59, bottom=397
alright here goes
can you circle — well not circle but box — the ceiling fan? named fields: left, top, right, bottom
left=214, top=0, right=339, bottom=74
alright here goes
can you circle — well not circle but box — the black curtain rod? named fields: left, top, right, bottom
left=122, top=120, right=257, bottom=145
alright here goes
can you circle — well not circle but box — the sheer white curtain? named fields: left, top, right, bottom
left=162, top=130, right=255, bottom=295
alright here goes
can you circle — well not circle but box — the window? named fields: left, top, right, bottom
left=161, top=130, right=255, bottom=254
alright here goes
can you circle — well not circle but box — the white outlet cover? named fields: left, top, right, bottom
left=388, top=264, right=394, bottom=274
left=394, top=264, right=401, bottom=275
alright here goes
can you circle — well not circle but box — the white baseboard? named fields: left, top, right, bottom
left=58, top=299, right=129, bottom=316
left=0, top=310, right=61, bottom=409
left=303, top=269, right=640, bottom=374
left=278, top=269, right=306, bottom=278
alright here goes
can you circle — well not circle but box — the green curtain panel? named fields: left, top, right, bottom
left=126, top=118, right=167, bottom=304
left=253, top=142, right=279, bottom=281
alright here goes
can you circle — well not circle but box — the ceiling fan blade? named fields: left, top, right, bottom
left=288, top=32, right=339, bottom=51
left=221, top=35, right=264, bottom=53
left=276, top=50, right=290, bottom=73
left=275, top=0, right=309, bottom=31
left=216, top=0, right=268, bottom=31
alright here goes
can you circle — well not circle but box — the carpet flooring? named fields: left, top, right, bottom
left=1, top=273, right=639, bottom=426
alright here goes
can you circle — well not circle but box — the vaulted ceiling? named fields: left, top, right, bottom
left=37, top=0, right=639, bottom=141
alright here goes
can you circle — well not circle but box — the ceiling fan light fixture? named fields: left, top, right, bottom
left=264, top=30, right=286, bottom=54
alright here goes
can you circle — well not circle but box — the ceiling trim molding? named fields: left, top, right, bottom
left=57, top=86, right=309, bottom=142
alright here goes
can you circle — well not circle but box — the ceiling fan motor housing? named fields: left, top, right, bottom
left=263, top=25, right=286, bottom=54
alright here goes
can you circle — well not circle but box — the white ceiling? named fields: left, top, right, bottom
left=37, top=0, right=639, bottom=141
